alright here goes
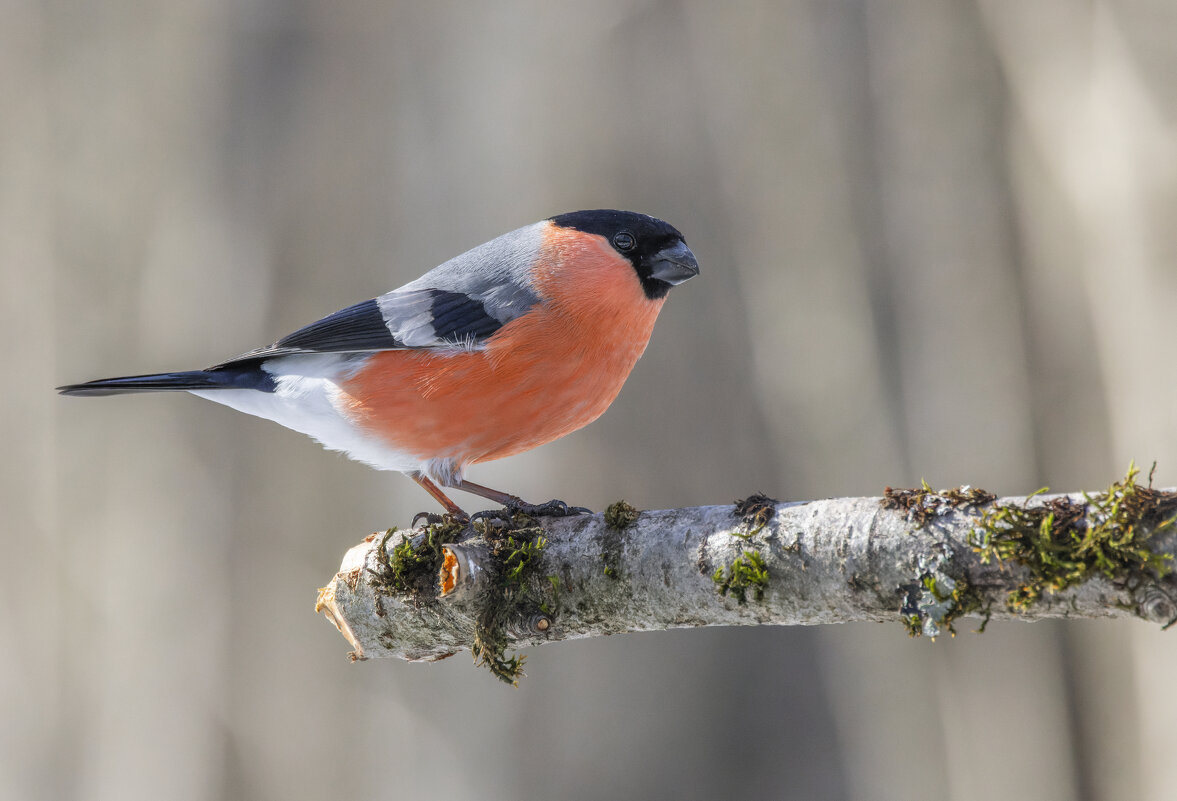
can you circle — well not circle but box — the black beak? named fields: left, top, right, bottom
left=647, top=240, right=700, bottom=286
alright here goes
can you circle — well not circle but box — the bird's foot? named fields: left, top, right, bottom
left=470, top=500, right=589, bottom=526
left=505, top=498, right=593, bottom=518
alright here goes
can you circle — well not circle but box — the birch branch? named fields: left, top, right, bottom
left=316, top=470, right=1177, bottom=683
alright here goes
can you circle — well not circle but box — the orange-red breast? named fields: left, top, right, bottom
left=58, top=210, right=699, bottom=517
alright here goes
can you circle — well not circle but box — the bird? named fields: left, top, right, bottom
left=58, top=209, right=699, bottom=518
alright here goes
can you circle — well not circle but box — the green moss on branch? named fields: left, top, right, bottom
left=971, top=463, right=1176, bottom=612
left=713, top=550, right=770, bottom=604
left=470, top=513, right=557, bottom=685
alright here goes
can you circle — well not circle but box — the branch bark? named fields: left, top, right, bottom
left=316, top=481, right=1177, bottom=674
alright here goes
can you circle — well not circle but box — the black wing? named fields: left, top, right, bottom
left=224, top=288, right=529, bottom=363
left=274, top=298, right=400, bottom=353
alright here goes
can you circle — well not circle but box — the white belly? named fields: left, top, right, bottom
left=189, top=354, right=419, bottom=473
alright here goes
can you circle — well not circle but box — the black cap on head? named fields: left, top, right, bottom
left=549, top=209, right=699, bottom=299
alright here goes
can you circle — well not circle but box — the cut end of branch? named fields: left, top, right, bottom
left=316, top=542, right=370, bottom=659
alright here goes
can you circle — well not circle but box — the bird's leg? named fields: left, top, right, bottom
left=410, top=473, right=469, bottom=522
left=454, top=478, right=592, bottom=518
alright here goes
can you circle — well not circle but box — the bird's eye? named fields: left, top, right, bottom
left=612, top=231, right=636, bottom=251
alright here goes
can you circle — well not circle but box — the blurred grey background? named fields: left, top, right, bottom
left=5, top=1, right=1177, bottom=799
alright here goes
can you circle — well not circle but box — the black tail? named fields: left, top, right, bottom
left=57, top=362, right=275, bottom=396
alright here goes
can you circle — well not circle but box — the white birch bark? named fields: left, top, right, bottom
left=317, top=490, right=1177, bottom=665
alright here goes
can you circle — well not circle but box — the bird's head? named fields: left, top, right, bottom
left=549, top=209, right=699, bottom=300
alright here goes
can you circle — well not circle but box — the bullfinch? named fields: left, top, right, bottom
left=58, top=210, right=699, bottom=517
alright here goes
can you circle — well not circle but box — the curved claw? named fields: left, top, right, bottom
left=412, top=511, right=468, bottom=528
left=469, top=508, right=513, bottom=526
left=412, top=512, right=443, bottom=528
